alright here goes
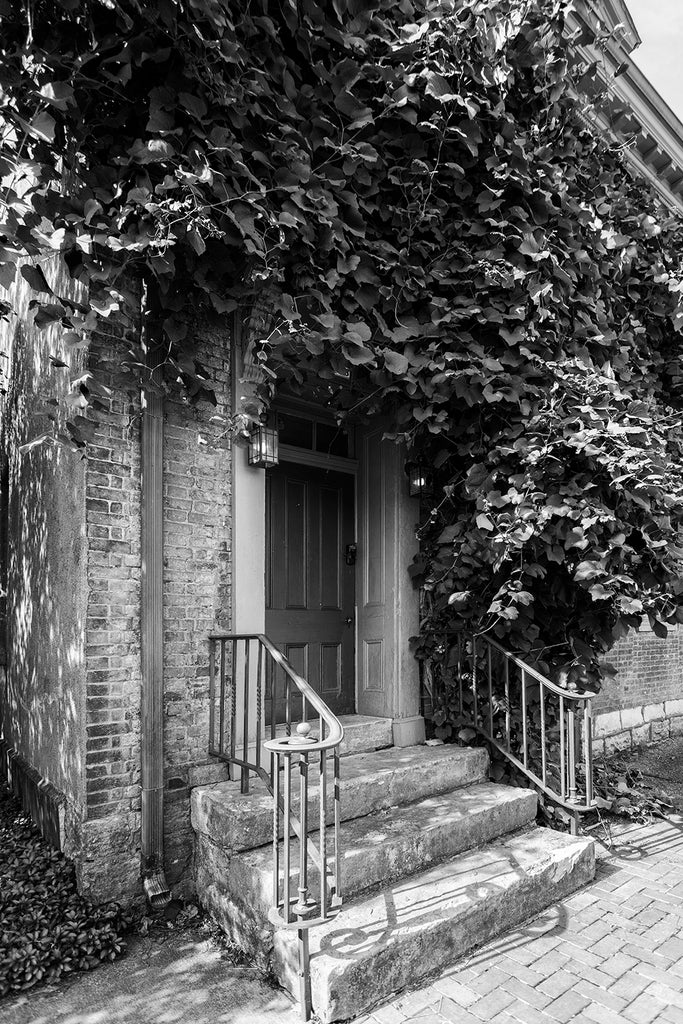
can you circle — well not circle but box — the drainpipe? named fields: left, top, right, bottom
left=140, top=279, right=171, bottom=907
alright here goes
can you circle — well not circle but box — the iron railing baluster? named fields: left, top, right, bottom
left=334, top=749, right=341, bottom=901
left=319, top=747, right=327, bottom=919
left=283, top=753, right=292, bottom=924
left=219, top=639, right=226, bottom=757
left=206, top=633, right=344, bottom=1022
left=504, top=656, right=510, bottom=746
left=560, top=695, right=566, bottom=801
left=521, top=668, right=528, bottom=770
left=256, top=640, right=263, bottom=770
left=584, top=703, right=594, bottom=806
left=567, top=704, right=577, bottom=804
left=487, top=644, right=493, bottom=737
left=472, top=635, right=478, bottom=727
left=297, top=753, right=309, bottom=916
left=540, top=682, right=547, bottom=787
left=230, top=638, right=237, bottom=762
left=209, top=638, right=216, bottom=754
left=242, top=638, right=250, bottom=793
left=457, top=634, right=463, bottom=718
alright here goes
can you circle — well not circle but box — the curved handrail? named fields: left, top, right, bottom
left=484, top=637, right=599, bottom=701
left=256, top=635, right=344, bottom=754
left=422, top=630, right=597, bottom=828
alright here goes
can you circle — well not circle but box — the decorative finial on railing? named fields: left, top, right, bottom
left=289, top=721, right=317, bottom=746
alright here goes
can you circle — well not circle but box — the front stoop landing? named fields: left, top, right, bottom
left=191, top=717, right=595, bottom=1023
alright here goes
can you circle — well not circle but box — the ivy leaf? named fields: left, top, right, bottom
left=39, top=81, right=74, bottom=110
left=424, top=71, right=459, bottom=102
left=20, top=265, right=53, bottom=295
left=574, top=561, right=601, bottom=581
left=384, top=350, right=409, bottom=375
left=128, top=138, right=175, bottom=163
left=0, top=263, right=16, bottom=290
left=476, top=513, right=494, bottom=531
left=30, top=111, right=56, bottom=142
left=650, top=618, right=668, bottom=639
left=342, top=343, right=374, bottom=365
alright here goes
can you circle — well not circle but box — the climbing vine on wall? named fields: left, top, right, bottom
left=3, top=0, right=683, bottom=686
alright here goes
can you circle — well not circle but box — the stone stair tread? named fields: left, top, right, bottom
left=274, top=825, right=595, bottom=1022
left=240, top=781, right=538, bottom=901
left=192, top=743, right=488, bottom=852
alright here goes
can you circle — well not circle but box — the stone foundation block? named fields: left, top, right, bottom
left=643, top=703, right=665, bottom=724
left=594, top=711, right=621, bottom=739
left=620, top=707, right=644, bottom=731
left=651, top=719, right=671, bottom=741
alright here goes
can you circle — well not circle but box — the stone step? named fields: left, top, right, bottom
left=337, top=714, right=394, bottom=756
left=275, top=714, right=393, bottom=758
left=191, top=743, right=489, bottom=854
left=194, top=782, right=538, bottom=956
left=274, top=826, right=596, bottom=1023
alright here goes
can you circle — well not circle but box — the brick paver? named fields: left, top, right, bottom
left=358, top=817, right=683, bottom=1024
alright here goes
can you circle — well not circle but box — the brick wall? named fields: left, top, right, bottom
left=596, top=626, right=683, bottom=715
left=161, top=318, right=232, bottom=891
left=71, top=323, right=144, bottom=901
left=70, top=310, right=232, bottom=903
left=593, top=627, right=683, bottom=754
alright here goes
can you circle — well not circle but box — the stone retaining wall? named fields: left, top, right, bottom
left=593, top=698, right=683, bottom=756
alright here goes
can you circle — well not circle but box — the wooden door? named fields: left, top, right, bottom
left=265, top=462, right=355, bottom=719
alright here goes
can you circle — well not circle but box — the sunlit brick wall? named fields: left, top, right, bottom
left=75, top=323, right=144, bottom=902
left=593, top=627, right=683, bottom=754
left=74, top=311, right=232, bottom=903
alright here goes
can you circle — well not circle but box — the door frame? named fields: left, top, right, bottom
left=231, top=351, right=424, bottom=745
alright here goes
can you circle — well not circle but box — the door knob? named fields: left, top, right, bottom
left=345, top=616, right=354, bottom=627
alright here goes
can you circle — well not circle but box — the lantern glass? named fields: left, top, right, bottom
left=406, top=461, right=433, bottom=499
left=248, top=425, right=279, bottom=467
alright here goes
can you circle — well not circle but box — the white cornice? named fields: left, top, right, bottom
left=566, top=1, right=683, bottom=214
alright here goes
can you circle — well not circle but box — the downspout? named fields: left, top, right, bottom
left=140, top=280, right=171, bottom=907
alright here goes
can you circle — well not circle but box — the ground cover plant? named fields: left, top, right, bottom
left=3, top=0, right=683, bottom=705
left=0, top=786, right=129, bottom=998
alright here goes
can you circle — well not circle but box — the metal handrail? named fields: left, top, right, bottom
left=423, top=631, right=596, bottom=832
left=208, top=633, right=343, bottom=1021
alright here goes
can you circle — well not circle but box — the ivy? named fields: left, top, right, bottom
left=3, top=0, right=683, bottom=687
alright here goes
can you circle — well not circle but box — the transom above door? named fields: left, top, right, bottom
left=265, top=461, right=356, bottom=718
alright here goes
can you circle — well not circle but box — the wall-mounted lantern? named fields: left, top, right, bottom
left=406, top=460, right=434, bottom=499
left=248, top=424, right=279, bottom=467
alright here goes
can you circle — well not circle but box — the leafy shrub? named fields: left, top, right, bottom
left=4, top=0, right=683, bottom=682
left=0, top=787, right=129, bottom=998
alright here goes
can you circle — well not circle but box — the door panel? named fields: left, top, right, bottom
left=266, top=462, right=355, bottom=719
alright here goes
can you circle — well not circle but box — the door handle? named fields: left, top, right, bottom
left=345, top=543, right=357, bottom=566
left=345, top=616, right=354, bottom=628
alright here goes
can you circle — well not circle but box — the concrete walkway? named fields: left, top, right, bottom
left=4, top=816, right=683, bottom=1024
left=1, top=931, right=300, bottom=1024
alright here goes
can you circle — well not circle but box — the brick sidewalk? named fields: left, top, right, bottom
left=357, top=816, right=683, bottom=1024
